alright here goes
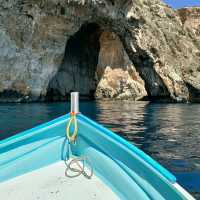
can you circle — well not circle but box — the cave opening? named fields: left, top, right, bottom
left=47, top=23, right=102, bottom=101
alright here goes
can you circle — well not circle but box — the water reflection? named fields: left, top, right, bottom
left=94, top=101, right=148, bottom=146
left=142, top=104, right=200, bottom=172
left=94, top=101, right=200, bottom=199
left=0, top=101, right=200, bottom=198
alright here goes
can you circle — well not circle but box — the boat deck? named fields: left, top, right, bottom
left=0, top=161, right=119, bottom=200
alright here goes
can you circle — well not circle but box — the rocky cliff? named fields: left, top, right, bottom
left=0, top=0, right=199, bottom=102
left=176, top=7, right=200, bottom=102
left=178, top=7, right=200, bottom=40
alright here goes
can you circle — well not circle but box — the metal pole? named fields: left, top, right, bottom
left=70, top=92, right=79, bottom=114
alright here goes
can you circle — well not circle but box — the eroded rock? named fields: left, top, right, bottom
left=96, top=31, right=147, bottom=100
left=0, top=0, right=199, bottom=102
left=177, top=7, right=200, bottom=102
left=178, top=7, right=200, bottom=40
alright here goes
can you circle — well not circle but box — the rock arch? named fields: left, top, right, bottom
left=0, top=0, right=199, bottom=102
left=46, top=22, right=147, bottom=100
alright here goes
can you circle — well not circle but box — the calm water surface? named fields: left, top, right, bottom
left=0, top=101, right=200, bottom=199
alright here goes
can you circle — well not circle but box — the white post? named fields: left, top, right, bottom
left=71, top=92, right=79, bottom=114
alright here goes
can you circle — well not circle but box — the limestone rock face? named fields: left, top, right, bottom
left=0, top=0, right=199, bottom=102
left=178, top=7, right=200, bottom=40
left=96, top=31, right=147, bottom=100
left=177, top=7, right=200, bottom=101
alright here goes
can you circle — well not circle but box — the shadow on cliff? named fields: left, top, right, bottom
left=46, top=23, right=102, bottom=101
left=45, top=15, right=172, bottom=102
left=117, top=25, right=172, bottom=102
left=185, top=83, right=200, bottom=103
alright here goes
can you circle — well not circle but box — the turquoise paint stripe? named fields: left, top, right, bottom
left=0, top=113, right=176, bottom=183
left=0, top=115, right=70, bottom=182
left=0, top=136, right=62, bottom=167
left=78, top=114, right=177, bottom=183
left=0, top=112, right=188, bottom=199
left=0, top=137, right=64, bottom=182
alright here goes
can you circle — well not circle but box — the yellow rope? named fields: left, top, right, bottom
left=66, top=113, right=78, bottom=143
left=65, top=112, right=93, bottom=179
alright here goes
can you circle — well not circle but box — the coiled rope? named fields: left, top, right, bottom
left=64, top=156, right=93, bottom=179
left=65, top=112, right=93, bottom=179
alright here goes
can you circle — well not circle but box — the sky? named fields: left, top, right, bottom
left=163, top=0, right=200, bottom=9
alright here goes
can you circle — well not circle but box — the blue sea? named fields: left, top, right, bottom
left=0, top=101, right=200, bottom=199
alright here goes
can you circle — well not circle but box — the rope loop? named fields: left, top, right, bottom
left=65, top=112, right=93, bottom=179
left=66, top=112, right=78, bottom=143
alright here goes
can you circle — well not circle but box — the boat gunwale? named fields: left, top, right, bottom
left=0, top=112, right=176, bottom=184
left=78, top=114, right=177, bottom=184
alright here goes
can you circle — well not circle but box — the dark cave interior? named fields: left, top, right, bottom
left=47, top=23, right=102, bottom=101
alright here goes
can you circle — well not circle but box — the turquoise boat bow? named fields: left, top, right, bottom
left=0, top=112, right=195, bottom=199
